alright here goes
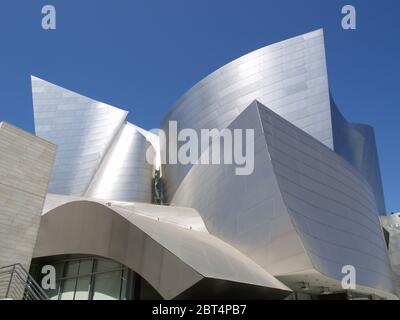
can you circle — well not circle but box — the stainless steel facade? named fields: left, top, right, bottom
left=33, top=194, right=291, bottom=300
left=32, top=76, right=156, bottom=203
left=331, top=99, right=386, bottom=214
left=161, top=29, right=386, bottom=215
left=22, top=28, right=396, bottom=299
left=169, top=101, right=396, bottom=298
left=380, top=213, right=400, bottom=297
left=85, top=122, right=156, bottom=203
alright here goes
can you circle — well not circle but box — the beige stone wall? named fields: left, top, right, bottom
left=0, top=122, right=56, bottom=270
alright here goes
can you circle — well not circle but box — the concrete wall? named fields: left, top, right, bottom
left=0, top=122, right=56, bottom=270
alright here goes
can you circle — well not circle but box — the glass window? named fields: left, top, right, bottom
left=64, top=261, right=79, bottom=278
left=74, top=276, right=91, bottom=300
left=92, top=271, right=122, bottom=300
left=30, top=256, right=156, bottom=301
left=46, top=280, right=61, bottom=300
left=60, top=278, right=76, bottom=300
left=78, top=259, right=93, bottom=276
left=120, top=269, right=127, bottom=300
left=54, top=262, right=64, bottom=280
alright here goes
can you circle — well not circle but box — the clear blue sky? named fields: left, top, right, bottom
left=0, top=0, right=399, bottom=212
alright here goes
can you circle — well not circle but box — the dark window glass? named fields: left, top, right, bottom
left=60, top=278, right=76, bottom=300
left=64, top=261, right=79, bottom=278
left=78, top=259, right=93, bottom=276
left=74, top=276, right=91, bottom=300
left=92, top=270, right=122, bottom=300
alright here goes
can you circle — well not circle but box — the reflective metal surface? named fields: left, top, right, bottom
left=86, top=122, right=156, bottom=203
left=162, top=29, right=333, bottom=200
left=169, top=101, right=396, bottom=299
left=161, top=29, right=386, bottom=216
left=331, top=99, right=386, bottom=214
left=28, top=29, right=393, bottom=299
left=42, top=193, right=209, bottom=232
left=380, top=213, right=400, bottom=297
left=34, top=195, right=291, bottom=299
left=32, top=76, right=157, bottom=203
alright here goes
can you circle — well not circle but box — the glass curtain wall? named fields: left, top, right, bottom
left=30, top=255, right=162, bottom=300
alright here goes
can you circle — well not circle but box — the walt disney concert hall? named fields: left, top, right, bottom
left=1, top=29, right=399, bottom=300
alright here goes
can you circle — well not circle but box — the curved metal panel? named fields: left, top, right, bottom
left=331, top=99, right=386, bottom=214
left=380, top=214, right=400, bottom=297
left=32, top=76, right=128, bottom=196
left=258, top=102, right=394, bottom=296
left=43, top=193, right=209, bottom=232
left=170, top=102, right=312, bottom=276
left=161, top=29, right=333, bottom=200
left=85, top=122, right=155, bottom=202
left=163, top=29, right=331, bottom=145
left=161, top=29, right=385, bottom=219
left=33, top=199, right=291, bottom=299
left=169, top=101, right=396, bottom=299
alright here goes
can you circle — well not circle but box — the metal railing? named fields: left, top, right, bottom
left=0, top=263, right=48, bottom=300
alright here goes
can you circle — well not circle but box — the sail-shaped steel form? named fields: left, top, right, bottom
left=24, top=29, right=397, bottom=300
left=32, top=76, right=157, bottom=203
left=168, top=100, right=395, bottom=298
left=161, top=29, right=386, bottom=215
